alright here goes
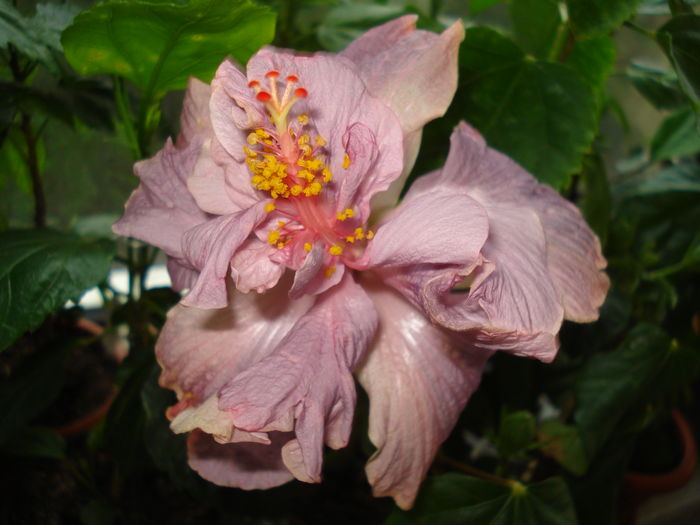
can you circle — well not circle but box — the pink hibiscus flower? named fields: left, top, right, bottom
left=113, top=16, right=609, bottom=509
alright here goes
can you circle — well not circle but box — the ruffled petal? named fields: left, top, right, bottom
left=410, top=122, right=609, bottom=323
left=357, top=279, right=493, bottom=509
left=218, top=274, right=378, bottom=482
left=156, top=274, right=314, bottom=403
left=113, top=79, right=212, bottom=254
left=187, top=430, right=294, bottom=490
left=181, top=203, right=268, bottom=308
left=229, top=238, right=284, bottom=294
left=342, top=17, right=463, bottom=136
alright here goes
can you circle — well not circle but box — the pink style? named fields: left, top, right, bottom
left=113, top=16, right=609, bottom=510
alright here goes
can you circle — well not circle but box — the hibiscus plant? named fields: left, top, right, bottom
left=1, top=1, right=699, bottom=524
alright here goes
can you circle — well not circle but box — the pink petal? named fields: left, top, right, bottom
left=361, top=191, right=489, bottom=268
left=357, top=279, right=493, bottom=509
left=178, top=77, right=213, bottom=148
left=229, top=238, right=284, bottom=294
left=187, top=430, right=294, bottom=490
left=157, top=274, right=314, bottom=403
left=412, top=122, right=609, bottom=323
left=246, top=49, right=404, bottom=221
left=341, top=17, right=464, bottom=206
left=180, top=203, right=268, bottom=308
left=218, top=274, right=378, bottom=482
left=342, top=17, right=464, bottom=136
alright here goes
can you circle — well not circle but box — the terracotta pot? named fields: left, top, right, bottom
left=618, top=410, right=697, bottom=525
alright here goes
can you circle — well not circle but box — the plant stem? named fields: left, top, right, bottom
left=20, top=114, right=46, bottom=228
left=437, top=455, right=520, bottom=489
left=113, top=76, right=142, bottom=160
left=623, top=20, right=656, bottom=41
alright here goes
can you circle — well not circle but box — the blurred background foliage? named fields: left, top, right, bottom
left=1, top=1, right=699, bottom=524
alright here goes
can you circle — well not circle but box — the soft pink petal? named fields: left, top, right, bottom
left=187, top=139, right=241, bottom=215
left=187, top=430, right=294, bottom=490
left=357, top=279, right=493, bottom=509
left=361, top=191, right=489, bottom=268
left=229, top=238, right=284, bottom=294
left=156, top=274, right=314, bottom=403
left=342, top=18, right=464, bottom=137
left=113, top=78, right=214, bottom=254
left=166, top=257, right=199, bottom=292
left=410, top=122, right=609, bottom=322
left=181, top=203, right=268, bottom=308
left=246, top=49, right=404, bottom=221
left=218, top=274, right=378, bottom=482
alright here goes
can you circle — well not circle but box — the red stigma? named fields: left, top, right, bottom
left=286, top=75, right=298, bottom=83
left=256, top=91, right=272, bottom=102
left=294, top=88, right=308, bottom=98
left=265, top=70, right=280, bottom=78
left=248, top=80, right=260, bottom=88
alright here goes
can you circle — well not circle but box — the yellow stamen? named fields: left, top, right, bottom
left=297, top=114, right=309, bottom=125
left=354, top=227, right=365, bottom=240
left=290, top=184, right=302, bottom=196
left=267, top=230, right=281, bottom=245
left=322, top=168, right=332, bottom=182
left=315, top=136, right=326, bottom=146
left=303, top=242, right=312, bottom=252
left=343, top=153, right=351, bottom=169
left=329, top=245, right=343, bottom=256
left=265, top=202, right=276, bottom=212
left=366, top=230, right=375, bottom=239
left=325, top=266, right=336, bottom=278
left=345, top=236, right=355, bottom=243
left=343, top=208, right=354, bottom=218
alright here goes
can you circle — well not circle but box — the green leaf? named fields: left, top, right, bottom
left=566, top=0, right=643, bottom=37
left=471, top=0, right=505, bottom=15
left=650, top=107, right=700, bottom=162
left=458, top=27, right=597, bottom=189
left=627, top=63, right=689, bottom=110
left=618, top=164, right=700, bottom=197
left=497, top=410, right=537, bottom=457
left=574, top=324, right=671, bottom=456
left=510, top=0, right=562, bottom=59
left=639, top=0, right=699, bottom=14
left=539, top=421, right=589, bottom=475
left=579, top=152, right=611, bottom=243
left=61, top=0, right=276, bottom=98
left=0, top=344, right=67, bottom=443
left=386, top=475, right=577, bottom=525
left=0, top=229, right=115, bottom=351
left=0, top=1, right=80, bottom=72
left=657, top=14, right=700, bottom=126
left=565, top=35, right=616, bottom=111
left=0, top=426, right=65, bottom=459
left=317, top=2, right=414, bottom=52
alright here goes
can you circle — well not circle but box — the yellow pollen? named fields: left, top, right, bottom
left=247, top=133, right=258, bottom=145
left=303, top=242, right=312, bottom=252
left=354, top=227, right=365, bottom=240
left=277, top=220, right=286, bottom=228
left=290, top=184, right=302, bottom=196
left=267, top=230, right=281, bottom=244
left=244, top=146, right=257, bottom=157
left=255, top=129, right=270, bottom=138
left=315, top=136, right=326, bottom=146
left=303, top=181, right=322, bottom=196
left=329, top=245, right=343, bottom=256
left=343, top=153, right=351, bottom=169
left=265, top=202, right=276, bottom=212
left=277, top=242, right=285, bottom=249
left=366, top=230, right=375, bottom=239
left=344, top=208, right=354, bottom=218
left=322, top=168, right=332, bottom=182
left=325, top=266, right=336, bottom=278
left=297, top=114, right=309, bottom=125
left=298, top=134, right=310, bottom=145
left=345, top=236, right=355, bottom=243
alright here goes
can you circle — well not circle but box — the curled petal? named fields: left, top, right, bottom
left=181, top=203, right=268, bottom=308
left=230, top=238, right=284, bottom=294
left=358, top=279, right=493, bottom=509
left=157, top=274, right=314, bottom=403
left=187, top=430, right=294, bottom=490
left=218, top=274, right=378, bottom=482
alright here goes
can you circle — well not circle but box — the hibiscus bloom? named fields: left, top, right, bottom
left=113, top=16, right=608, bottom=509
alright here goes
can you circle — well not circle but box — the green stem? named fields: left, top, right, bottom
left=437, top=455, right=520, bottom=489
left=623, top=20, right=656, bottom=41
left=113, top=76, right=142, bottom=160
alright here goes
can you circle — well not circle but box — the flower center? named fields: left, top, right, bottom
left=243, top=70, right=373, bottom=277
